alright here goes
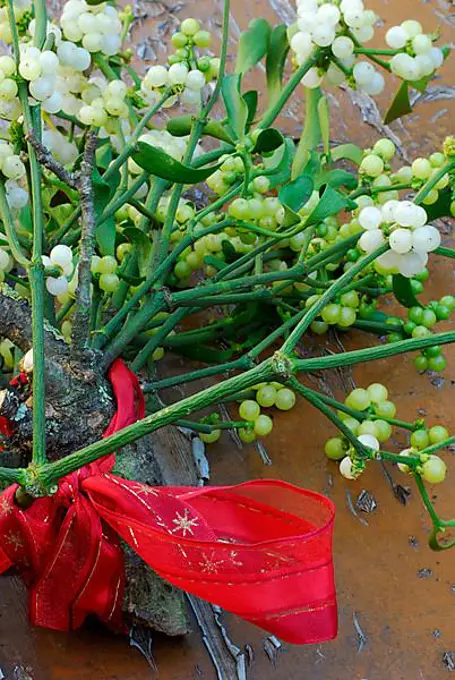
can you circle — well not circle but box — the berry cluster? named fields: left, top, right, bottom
left=142, top=18, right=218, bottom=108
left=0, top=0, right=31, bottom=44
left=291, top=0, right=382, bottom=92
left=60, top=0, right=122, bottom=57
left=358, top=200, right=441, bottom=278
left=79, top=79, right=128, bottom=126
left=387, top=21, right=444, bottom=82
left=42, top=245, right=74, bottom=297
left=0, top=55, right=20, bottom=121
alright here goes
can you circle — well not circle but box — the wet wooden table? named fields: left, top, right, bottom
left=1, top=0, right=455, bottom=678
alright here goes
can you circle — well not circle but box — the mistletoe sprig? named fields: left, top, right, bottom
left=0, top=0, right=454, bottom=549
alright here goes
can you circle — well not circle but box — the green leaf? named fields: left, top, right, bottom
left=317, top=96, right=330, bottom=156
left=316, top=169, right=357, bottom=190
left=123, top=227, right=152, bottom=278
left=306, top=184, right=357, bottom=226
left=253, top=128, right=284, bottom=154
left=384, top=81, right=412, bottom=125
left=221, top=239, right=240, bottom=263
left=262, top=136, right=294, bottom=188
left=221, top=74, right=249, bottom=140
left=331, top=143, right=363, bottom=166
left=422, top=187, right=453, bottom=221
left=167, top=115, right=235, bottom=145
left=235, top=19, right=271, bottom=75
left=203, top=254, right=228, bottom=271
left=132, top=141, right=221, bottom=184
left=266, top=24, right=289, bottom=107
left=393, top=274, right=421, bottom=308
left=279, top=174, right=313, bottom=213
left=93, top=167, right=121, bottom=256
left=243, top=90, right=258, bottom=127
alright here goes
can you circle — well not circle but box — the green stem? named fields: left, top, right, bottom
left=414, top=160, right=455, bottom=204
left=295, top=330, right=455, bottom=372
left=143, top=357, right=251, bottom=392
left=32, top=0, right=47, bottom=48
left=259, top=53, right=320, bottom=130
left=292, top=87, right=322, bottom=178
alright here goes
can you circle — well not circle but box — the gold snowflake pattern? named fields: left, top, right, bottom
left=0, top=497, right=12, bottom=517
left=5, top=531, right=22, bottom=550
left=171, top=509, right=199, bottom=537
left=198, top=551, right=225, bottom=575
left=129, top=483, right=159, bottom=497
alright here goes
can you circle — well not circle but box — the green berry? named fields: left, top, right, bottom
left=343, top=417, right=360, bottom=434
left=410, top=429, right=430, bottom=450
left=239, top=427, right=256, bottom=444
left=338, top=307, right=357, bottom=327
left=428, top=425, right=449, bottom=444
left=193, top=30, right=211, bottom=47
left=174, top=261, right=192, bottom=280
left=346, top=388, right=371, bottom=411
left=171, top=31, right=188, bottom=48
left=374, top=400, right=396, bottom=419
left=424, top=345, right=441, bottom=358
left=275, top=388, right=296, bottom=411
left=340, top=291, right=360, bottom=308
left=367, top=383, right=388, bottom=403
left=311, top=321, right=329, bottom=335
left=403, top=321, right=417, bottom=336
left=410, top=280, right=424, bottom=295
left=321, top=303, right=341, bottom=325
left=358, top=420, right=379, bottom=437
left=412, top=326, right=432, bottom=339
left=325, top=437, right=346, bottom=460
left=229, top=198, right=250, bottom=220
left=408, top=306, right=424, bottom=324
left=421, top=309, right=437, bottom=329
left=239, top=400, right=260, bottom=421
left=200, top=429, right=221, bottom=444
left=98, top=255, right=118, bottom=275
left=428, top=355, right=447, bottom=372
left=180, top=17, right=201, bottom=36
left=99, top=273, right=120, bottom=293
left=375, top=419, right=393, bottom=443
left=435, top=304, right=451, bottom=321
left=421, top=456, right=447, bottom=484
left=256, top=386, right=277, bottom=408
left=414, top=355, right=429, bottom=372
left=254, top=414, right=273, bottom=436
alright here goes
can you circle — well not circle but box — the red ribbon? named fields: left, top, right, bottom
left=0, top=360, right=337, bottom=644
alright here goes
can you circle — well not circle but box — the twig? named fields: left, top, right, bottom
left=71, top=131, right=98, bottom=355
left=25, top=131, right=77, bottom=189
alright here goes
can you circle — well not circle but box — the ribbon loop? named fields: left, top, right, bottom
left=0, top=360, right=337, bottom=643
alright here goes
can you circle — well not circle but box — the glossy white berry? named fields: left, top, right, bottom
left=390, top=53, right=420, bottom=81
left=353, top=61, right=375, bottom=86
left=22, top=348, right=34, bottom=373
left=146, top=65, right=169, bottom=88
left=359, top=206, right=382, bottom=230
left=401, top=20, right=422, bottom=39
left=358, top=434, right=380, bottom=451
left=46, top=275, right=69, bottom=296
left=42, top=91, right=63, bottom=114
left=317, top=3, right=340, bottom=25
left=339, top=456, right=356, bottom=480
left=1, top=155, right=26, bottom=180
left=385, top=26, right=408, bottom=49
left=398, top=251, right=427, bottom=278
left=331, top=36, right=354, bottom=60
left=429, top=47, right=444, bottom=69
left=50, top=244, right=73, bottom=269
left=359, top=229, right=385, bottom=253
left=291, top=31, right=313, bottom=57
left=168, top=62, right=189, bottom=85
left=29, top=76, right=55, bottom=101
left=389, top=228, right=413, bottom=254
left=185, top=69, right=206, bottom=91
left=394, top=201, right=419, bottom=227
left=312, top=25, right=336, bottom=48
left=301, top=67, right=323, bottom=89
left=411, top=225, right=441, bottom=252
left=361, top=71, right=385, bottom=95
left=381, top=200, right=399, bottom=222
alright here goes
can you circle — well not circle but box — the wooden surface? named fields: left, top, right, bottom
left=1, top=0, right=455, bottom=678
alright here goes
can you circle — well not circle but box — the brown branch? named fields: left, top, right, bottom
left=25, top=131, right=77, bottom=189
left=71, top=131, right=98, bottom=356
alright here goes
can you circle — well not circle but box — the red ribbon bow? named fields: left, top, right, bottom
left=0, top=360, right=337, bottom=644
